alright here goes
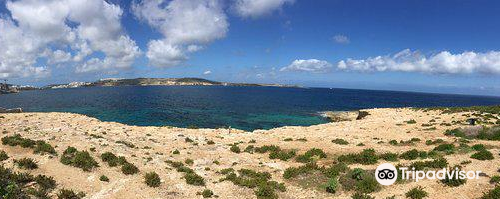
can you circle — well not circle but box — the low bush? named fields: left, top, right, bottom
left=339, top=168, right=380, bottom=194
left=408, top=158, right=448, bottom=170
left=425, top=139, right=444, bottom=145
left=357, top=111, right=370, bottom=120
left=388, top=140, right=398, bottom=146
left=254, top=145, right=281, bottom=153
left=14, top=158, right=38, bottom=170
left=332, top=138, right=349, bottom=145
left=35, top=175, right=56, bottom=190
left=400, top=149, right=425, bottom=160
left=202, top=189, right=214, bottom=198
left=121, top=163, right=139, bottom=175
left=60, top=147, right=98, bottom=171
left=185, top=158, right=194, bottom=165
left=433, top=144, right=456, bottom=154
left=206, top=140, right=215, bottom=145
left=57, top=189, right=85, bottom=199
left=406, top=119, right=417, bottom=124
left=379, top=152, right=398, bottom=161
left=295, top=148, right=327, bottom=163
left=144, top=172, right=161, bottom=187
left=471, top=149, right=494, bottom=160
left=352, top=192, right=375, bottom=199
left=471, top=144, right=486, bottom=151
left=166, top=160, right=205, bottom=186
left=0, top=150, right=8, bottom=161
left=283, top=163, right=318, bottom=179
left=230, top=145, right=241, bottom=153
left=269, top=150, right=296, bottom=161
left=325, top=177, right=338, bottom=193
left=99, top=175, right=109, bottom=182
left=490, top=176, right=500, bottom=184
left=441, top=166, right=467, bottom=187
left=405, top=186, right=428, bottom=199
left=172, top=149, right=180, bottom=154
left=1, top=134, right=56, bottom=155
left=221, top=168, right=285, bottom=199
left=338, top=148, right=378, bottom=165
left=480, top=186, right=500, bottom=199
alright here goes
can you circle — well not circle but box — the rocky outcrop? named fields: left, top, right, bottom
left=324, top=111, right=359, bottom=122
left=0, top=107, right=22, bottom=113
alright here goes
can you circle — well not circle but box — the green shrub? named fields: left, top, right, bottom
left=185, top=158, right=194, bottom=165
left=283, top=163, right=318, bottom=179
left=1, top=134, right=56, bottom=155
left=332, top=138, right=349, bottom=145
left=269, top=150, right=296, bottom=161
left=144, top=172, right=161, bottom=187
left=57, top=189, right=85, bottom=199
left=101, top=152, right=128, bottom=167
left=433, top=144, right=456, bottom=153
left=441, top=166, right=467, bottom=187
left=352, top=192, right=375, bottom=199
left=0, top=150, right=8, bottom=161
left=244, top=145, right=255, bottom=153
left=206, top=140, right=215, bottom=145
left=472, top=144, right=486, bottom=151
left=295, top=148, right=327, bottom=163
left=115, top=140, right=135, bottom=148
left=409, top=158, right=448, bottom=170
left=35, top=175, right=56, bottom=190
left=185, top=172, right=205, bottom=186
left=339, top=169, right=380, bottom=193
left=405, top=186, right=428, bottom=199
left=406, top=119, right=417, bottom=124
left=400, top=149, right=421, bottom=160
left=471, top=149, right=494, bottom=160
left=325, top=178, right=338, bottom=193
left=357, top=111, right=370, bottom=120
left=221, top=168, right=284, bottom=199
left=490, top=176, right=500, bottom=184
left=121, top=163, right=139, bottom=175
left=60, top=147, right=98, bottom=171
left=99, top=175, right=109, bottom=182
left=338, top=148, right=378, bottom=165
left=379, top=152, right=398, bottom=161
left=14, top=158, right=38, bottom=170
left=480, top=186, right=500, bottom=199
left=321, top=162, right=349, bottom=178
left=283, top=138, right=293, bottom=142
left=254, top=145, right=281, bottom=153
left=172, top=149, right=180, bottom=154
left=230, top=145, right=241, bottom=153
left=185, top=137, right=194, bottom=142
left=389, top=140, right=398, bottom=146
left=425, top=139, right=444, bottom=145
left=255, top=184, right=277, bottom=199
left=202, top=189, right=214, bottom=198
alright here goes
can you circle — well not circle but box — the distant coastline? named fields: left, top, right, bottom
left=38, top=78, right=302, bottom=90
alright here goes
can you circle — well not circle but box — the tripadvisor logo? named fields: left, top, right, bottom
left=375, top=163, right=482, bottom=185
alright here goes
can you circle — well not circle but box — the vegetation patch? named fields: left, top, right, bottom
left=338, top=148, right=378, bottom=165
left=166, top=160, right=205, bottom=186
left=441, top=166, right=467, bottom=187
left=332, top=138, right=349, bottom=145
left=57, top=189, right=86, bottom=199
left=470, top=149, right=494, bottom=160
left=405, top=186, right=428, bottom=199
left=0, top=164, right=60, bottom=198
left=295, top=148, right=327, bottom=163
left=220, top=168, right=285, bottom=199
left=339, top=168, right=381, bottom=194
left=1, top=134, right=56, bottom=155
left=433, top=144, right=456, bottom=154
left=201, top=189, right=214, bottom=198
left=425, top=139, right=444, bottom=145
left=60, top=147, right=98, bottom=172
left=0, top=150, right=8, bottom=161
left=14, top=158, right=38, bottom=170
left=99, top=175, right=109, bottom=182
left=406, top=119, right=417, bottom=124
left=399, top=149, right=427, bottom=160
left=144, top=172, right=161, bottom=187
left=407, top=158, right=448, bottom=170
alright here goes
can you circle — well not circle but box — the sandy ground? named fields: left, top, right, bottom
left=0, top=108, right=499, bottom=199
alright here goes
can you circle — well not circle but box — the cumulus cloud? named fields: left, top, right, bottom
left=280, top=59, right=333, bottom=73
left=133, top=0, right=228, bottom=67
left=332, top=34, right=350, bottom=44
left=232, top=0, right=294, bottom=18
left=203, top=70, right=212, bottom=75
left=0, top=0, right=140, bottom=78
left=337, top=49, right=500, bottom=74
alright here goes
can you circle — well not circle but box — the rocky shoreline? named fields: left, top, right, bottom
left=1, top=107, right=500, bottom=198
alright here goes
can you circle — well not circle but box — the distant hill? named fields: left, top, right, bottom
left=42, top=78, right=300, bottom=89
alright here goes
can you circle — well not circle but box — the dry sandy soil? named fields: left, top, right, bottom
left=1, top=108, right=499, bottom=199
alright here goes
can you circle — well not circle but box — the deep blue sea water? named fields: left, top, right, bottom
left=1, top=86, right=499, bottom=131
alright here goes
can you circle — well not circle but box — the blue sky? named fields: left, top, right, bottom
left=1, top=0, right=500, bottom=96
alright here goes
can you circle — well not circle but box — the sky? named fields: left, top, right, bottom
left=1, top=0, right=500, bottom=96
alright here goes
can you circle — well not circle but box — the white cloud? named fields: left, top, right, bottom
left=337, top=49, right=500, bottom=75
left=133, top=0, right=228, bottom=67
left=332, top=34, right=350, bottom=44
left=0, top=0, right=140, bottom=78
left=203, top=70, right=212, bottom=75
left=232, top=0, right=294, bottom=18
left=280, top=59, right=333, bottom=73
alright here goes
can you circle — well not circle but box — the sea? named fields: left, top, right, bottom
left=1, top=86, right=499, bottom=131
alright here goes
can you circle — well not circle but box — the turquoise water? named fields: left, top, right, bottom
left=1, top=86, right=499, bottom=131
